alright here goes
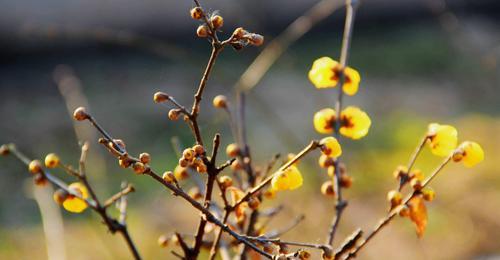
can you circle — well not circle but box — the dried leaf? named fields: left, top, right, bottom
left=408, top=196, right=428, bottom=237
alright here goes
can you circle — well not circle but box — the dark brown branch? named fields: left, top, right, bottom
left=326, top=0, right=360, bottom=246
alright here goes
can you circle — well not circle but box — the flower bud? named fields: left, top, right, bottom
left=213, top=95, right=228, bottom=108
left=321, top=181, right=335, bottom=196
left=248, top=196, right=260, bottom=210
left=318, top=154, right=334, bottom=168
left=44, top=153, right=60, bottom=168
left=399, top=205, right=410, bottom=217
left=168, top=109, right=180, bottom=121
left=298, top=250, right=311, bottom=260
left=190, top=7, right=203, bottom=20
left=182, top=148, right=195, bottom=161
left=188, top=187, right=203, bottom=200
left=179, top=158, right=189, bottom=168
left=139, top=153, right=151, bottom=164
left=162, top=171, right=175, bottom=183
left=193, top=144, right=205, bottom=155
left=114, top=139, right=126, bottom=149
left=249, top=33, right=264, bottom=46
left=197, top=25, right=209, bottom=38
left=219, top=176, right=233, bottom=189
left=226, top=143, right=240, bottom=157
left=53, top=189, right=69, bottom=205
left=34, top=173, right=48, bottom=186
left=230, top=160, right=243, bottom=171
left=211, top=15, right=223, bottom=29
left=73, top=107, right=89, bottom=121
left=133, top=162, right=146, bottom=174
left=29, top=160, right=43, bottom=174
left=422, top=187, right=436, bottom=202
left=0, top=144, right=9, bottom=156
left=153, top=92, right=169, bottom=103
left=387, top=190, right=402, bottom=208
left=174, top=165, right=189, bottom=180
left=119, top=158, right=131, bottom=168
left=158, top=234, right=170, bottom=247
left=410, top=178, right=422, bottom=191
left=340, top=174, right=353, bottom=188
left=232, top=27, right=247, bottom=38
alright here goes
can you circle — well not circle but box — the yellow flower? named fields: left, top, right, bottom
left=313, top=108, right=336, bottom=134
left=308, top=57, right=361, bottom=95
left=320, top=137, right=342, bottom=158
left=63, top=182, right=89, bottom=213
left=454, top=141, right=484, bottom=167
left=271, top=166, right=303, bottom=191
left=339, top=106, right=371, bottom=139
left=44, top=153, right=60, bottom=168
left=427, top=123, right=458, bottom=157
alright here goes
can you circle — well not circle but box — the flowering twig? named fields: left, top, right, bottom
left=344, top=155, right=452, bottom=259
left=326, top=0, right=360, bottom=246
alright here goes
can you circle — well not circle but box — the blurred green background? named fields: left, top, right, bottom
left=0, top=0, right=499, bottom=259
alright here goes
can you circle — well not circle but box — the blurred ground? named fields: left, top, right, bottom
left=0, top=0, right=499, bottom=259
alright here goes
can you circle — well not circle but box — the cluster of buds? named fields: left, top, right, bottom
left=393, top=165, right=424, bottom=191
left=179, top=144, right=207, bottom=173
left=320, top=163, right=352, bottom=197
left=190, top=6, right=224, bottom=38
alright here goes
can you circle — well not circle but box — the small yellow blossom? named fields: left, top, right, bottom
left=454, top=141, right=484, bottom=167
left=320, top=137, right=342, bottom=158
left=63, top=182, right=89, bottom=213
left=308, top=57, right=361, bottom=96
left=427, top=123, right=458, bottom=157
left=313, top=108, right=336, bottom=134
left=339, top=106, right=371, bottom=139
left=271, top=166, right=303, bottom=191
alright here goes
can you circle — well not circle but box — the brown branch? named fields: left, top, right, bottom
left=344, top=155, right=452, bottom=259
left=4, top=144, right=141, bottom=259
left=326, top=0, right=360, bottom=246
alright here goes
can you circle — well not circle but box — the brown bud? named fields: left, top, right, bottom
left=139, top=153, right=151, bottom=164
left=410, top=178, right=422, bottom=191
left=53, top=189, right=69, bottom=205
left=387, top=190, right=402, bottom=208
left=278, top=244, right=289, bottom=254
left=212, top=95, right=228, bottom=108
left=263, top=243, right=275, bottom=254
left=190, top=7, right=203, bottom=20
left=44, top=153, right=60, bottom=168
left=248, top=196, right=260, bottom=210
left=393, top=165, right=408, bottom=179
left=249, top=34, right=264, bottom=46
left=29, top=160, right=43, bottom=174
left=132, top=162, right=146, bottom=174
left=193, top=144, right=205, bottom=155
left=168, top=109, right=180, bottom=121
left=0, top=144, right=10, bottom=156
left=321, top=181, right=335, bottom=196
left=233, top=27, right=247, bottom=38
left=192, top=157, right=203, bottom=167
left=321, top=247, right=334, bottom=260
left=340, top=174, right=353, bottom=188
left=211, top=15, right=223, bottom=29
left=179, top=158, right=189, bottom=168
left=226, top=143, right=240, bottom=157
left=73, top=107, right=89, bottom=121
left=197, top=25, right=209, bottom=38
left=182, top=148, right=195, bottom=161
left=157, top=235, right=170, bottom=247
left=119, top=158, right=131, bottom=168
left=174, top=165, right=189, bottom=180
left=153, top=92, right=169, bottom=103
left=218, top=176, right=233, bottom=189
left=318, top=154, right=334, bottom=168
left=298, top=250, right=311, bottom=260
left=162, top=171, right=175, bottom=183
left=34, top=173, right=48, bottom=186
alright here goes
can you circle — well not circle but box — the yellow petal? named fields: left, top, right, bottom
left=427, top=123, right=458, bottom=157
left=342, top=67, right=361, bottom=96
left=339, top=106, right=371, bottom=139
left=320, top=137, right=342, bottom=158
left=460, top=141, right=484, bottom=167
left=287, top=166, right=303, bottom=190
left=63, top=182, right=89, bottom=213
left=308, top=57, right=339, bottom=88
left=313, top=108, right=336, bottom=134
left=271, top=166, right=303, bottom=191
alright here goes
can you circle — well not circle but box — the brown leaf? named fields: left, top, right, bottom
left=408, top=196, right=428, bottom=237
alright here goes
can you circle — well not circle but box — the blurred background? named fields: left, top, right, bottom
left=1, top=0, right=499, bottom=259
